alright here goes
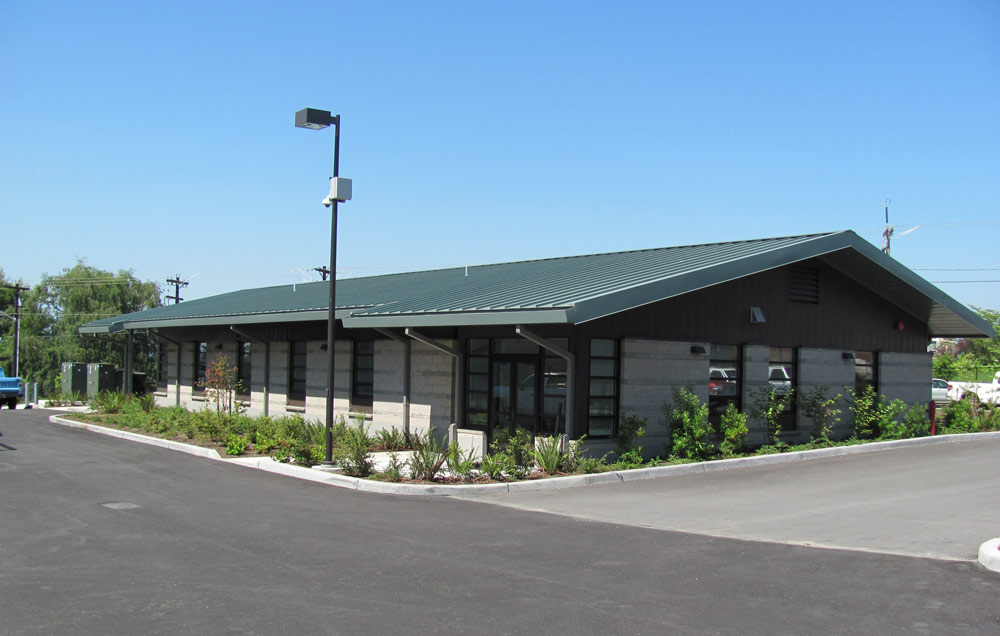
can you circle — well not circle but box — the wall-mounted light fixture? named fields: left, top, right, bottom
left=690, top=345, right=707, bottom=354
left=750, top=306, right=766, bottom=324
left=214, top=344, right=224, bottom=350
left=842, top=352, right=855, bottom=360
left=895, top=320, right=905, bottom=331
left=320, top=343, right=328, bottom=351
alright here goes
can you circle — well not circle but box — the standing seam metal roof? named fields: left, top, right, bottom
left=78, top=231, right=994, bottom=338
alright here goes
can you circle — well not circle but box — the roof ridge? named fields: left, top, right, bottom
left=342, top=231, right=844, bottom=282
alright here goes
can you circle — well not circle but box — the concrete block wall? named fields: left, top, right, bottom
left=409, top=340, right=455, bottom=438
left=798, top=347, right=857, bottom=440
left=372, top=339, right=406, bottom=434
left=617, top=339, right=710, bottom=457
left=879, top=352, right=932, bottom=407
left=267, top=342, right=289, bottom=415
left=304, top=340, right=350, bottom=421
left=248, top=344, right=269, bottom=416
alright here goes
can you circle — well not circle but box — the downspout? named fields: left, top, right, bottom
left=148, top=330, right=181, bottom=407
left=230, top=326, right=269, bottom=416
left=404, top=328, right=463, bottom=430
left=375, top=328, right=411, bottom=436
left=515, top=325, right=575, bottom=439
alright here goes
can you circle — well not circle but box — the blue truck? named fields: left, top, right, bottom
left=0, top=367, right=23, bottom=409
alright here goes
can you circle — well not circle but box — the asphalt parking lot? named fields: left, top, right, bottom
left=456, top=436, right=1000, bottom=561
left=2, top=409, right=998, bottom=635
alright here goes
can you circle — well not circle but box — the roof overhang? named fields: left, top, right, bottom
left=342, top=307, right=572, bottom=328
left=79, top=309, right=357, bottom=335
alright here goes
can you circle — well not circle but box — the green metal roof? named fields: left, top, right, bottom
left=79, top=231, right=995, bottom=338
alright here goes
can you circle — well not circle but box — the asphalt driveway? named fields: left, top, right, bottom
left=455, top=437, right=1000, bottom=561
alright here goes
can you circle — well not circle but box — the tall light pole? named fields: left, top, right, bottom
left=295, top=108, right=352, bottom=466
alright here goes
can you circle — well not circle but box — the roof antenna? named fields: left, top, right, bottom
left=881, top=198, right=893, bottom=255
left=465, top=265, right=469, bottom=277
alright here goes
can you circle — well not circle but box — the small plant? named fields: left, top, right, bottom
left=664, top=388, right=712, bottom=460
left=334, top=420, right=376, bottom=477
left=479, top=451, right=515, bottom=480
left=800, top=386, right=842, bottom=441
left=530, top=435, right=568, bottom=474
left=203, top=354, right=242, bottom=416
left=407, top=429, right=448, bottom=481
left=611, top=448, right=645, bottom=470
left=445, top=442, right=477, bottom=480
left=137, top=393, right=156, bottom=413
left=612, top=414, right=647, bottom=456
left=374, top=427, right=409, bottom=451
left=383, top=452, right=404, bottom=482
left=750, top=386, right=794, bottom=446
left=91, top=390, right=126, bottom=414
left=226, top=434, right=248, bottom=456
left=718, top=403, right=748, bottom=456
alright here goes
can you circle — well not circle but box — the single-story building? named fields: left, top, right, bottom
left=81, top=230, right=994, bottom=453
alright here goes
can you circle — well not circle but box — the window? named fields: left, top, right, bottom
left=588, top=338, right=618, bottom=437
left=352, top=340, right=374, bottom=411
left=193, top=342, right=207, bottom=395
left=709, top=344, right=741, bottom=428
left=540, top=348, right=568, bottom=437
left=156, top=342, right=168, bottom=393
left=769, top=346, right=797, bottom=431
left=855, top=351, right=877, bottom=394
left=466, top=338, right=490, bottom=429
left=288, top=341, right=307, bottom=405
left=237, top=341, right=251, bottom=399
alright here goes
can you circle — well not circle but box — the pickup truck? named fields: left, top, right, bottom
left=0, top=367, right=23, bottom=409
left=947, top=371, right=1000, bottom=405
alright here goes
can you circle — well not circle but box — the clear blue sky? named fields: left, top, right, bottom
left=2, top=0, right=998, bottom=310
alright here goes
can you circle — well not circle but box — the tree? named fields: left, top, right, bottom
left=16, top=261, right=161, bottom=395
left=932, top=307, right=1000, bottom=381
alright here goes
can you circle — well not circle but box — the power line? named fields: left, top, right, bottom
left=165, top=275, right=189, bottom=304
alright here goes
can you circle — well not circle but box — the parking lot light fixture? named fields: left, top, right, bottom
left=295, top=107, right=349, bottom=467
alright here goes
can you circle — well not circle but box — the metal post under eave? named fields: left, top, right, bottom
left=375, top=328, right=411, bottom=436
left=515, top=325, right=575, bottom=439
left=404, top=328, right=463, bottom=429
left=124, top=331, right=134, bottom=394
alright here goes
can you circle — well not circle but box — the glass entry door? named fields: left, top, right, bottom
left=490, top=359, right=538, bottom=443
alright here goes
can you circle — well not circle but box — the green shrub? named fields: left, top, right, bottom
left=530, top=435, right=568, bottom=474
left=611, top=448, right=645, bottom=470
left=374, top=427, right=409, bottom=451
left=382, top=452, right=404, bottom=482
left=718, top=403, right=748, bottom=456
left=612, top=414, right=646, bottom=456
left=880, top=404, right=930, bottom=440
left=848, top=386, right=907, bottom=439
left=800, top=386, right=842, bottom=440
left=226, top=434, right=248, bottom=456
left=445, top=442, right=477, bottom=480
left=408, top=430, right=448, bottom=481
left=334, top=420, right=376, bottom=477
left=665, top=388, right=712, bottom=460
left=91, top=390, right=126, bottom=414
left=750, top=387, right=795, bottom=446
left=479, top=451, right=515, bottom=480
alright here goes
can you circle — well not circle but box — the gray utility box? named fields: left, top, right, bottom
left=86, top=363, right=117, bottom=396
left=61, top=362, right=87, bottom=396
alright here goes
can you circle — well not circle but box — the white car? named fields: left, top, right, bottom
left=932, top=378, right=949, bottom=402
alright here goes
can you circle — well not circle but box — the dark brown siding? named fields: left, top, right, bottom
left=576, top=259, right=929, bottom=353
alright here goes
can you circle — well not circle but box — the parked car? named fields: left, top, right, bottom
left=709, top=368, right=738, bottom=396
left=932, top=378, right=949, bottom=402
left=769, top=366, right=793, bottom=395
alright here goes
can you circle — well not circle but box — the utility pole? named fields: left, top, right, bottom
left=312, top=266, right=331, bottom=281
left=2, top=283, right=29, bottom=377
left=165, top=275, right=189, bottom=304
left=881, top=199, right=893, bottom=255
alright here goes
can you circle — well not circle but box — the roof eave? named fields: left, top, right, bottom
left=343, top=308, right=572, bottom=328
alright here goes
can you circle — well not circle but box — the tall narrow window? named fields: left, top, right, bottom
left=588, top=338, right=618, bottom=437
left=466, top=338, right=490, bottom=429
left=237, top=341, right=252, bottom=399
left=769, top=346, right=797, bottom=431
left=352, top=340, right=374, bottom=411
left=193, top=342, right=207, bottom=396
left=855, top=351, right=877, bottom=394
left=709, top=344, right=741, bottom=428
left=288, top=341, right=307, bottom=405
left=156, top=342, right=168, bottom=393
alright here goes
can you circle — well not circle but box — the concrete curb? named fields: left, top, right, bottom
left=978, top=538, right=1000, bottom=573
left=47, top=414, right=1000, bottom=497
